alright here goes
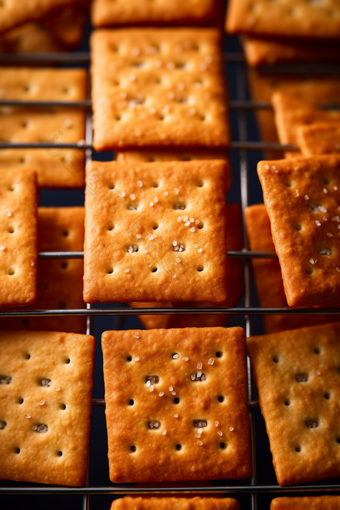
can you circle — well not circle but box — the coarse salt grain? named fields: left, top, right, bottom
left=334, top=186, right=338, bottom=190
left=323, top=188, right=328, bottom=194
left=146, top=380, right=151, bottom=387
left=315, top=220, right=321, bottom=226
left=310, top=258, right=317, bottom=265
left=194, top=244, right=198, bottom=248
left=0, top=247, right=5, bottom=250
left=172, top=274, right=176, bottom=279
left=7, top=212, right=11, bottom=217
left=176, top=258, right=181, bottom=263
left=135, top=356, right=139, bottom=361
left=130, top=194, right=136, bottom=200
left=134, top=334, right=140, bottom=338
left=182, top=216, right=188, bottom=222
left=208, top=358, right=215, bottom=365
left=295, top=190, right=299, bottom=197
left=185, top=221, right=190, bottom=226
left=198, top=248, right=203, bottom=253
left=265, top=164, right=269, bottom=169
left=144, top=249, right=148, bottom=253
left=173, top=241, right=177, bottom=246
left=154, top=197, right=158, bottom=202
left=304, top=195, right=309, bottom=200
left=136, top=234, right=142, bottom=239
left=215, top=421, right=219, bottom=427
left=26, top=415, right=31, bottom=419
left=217, top=431, right=223, bottom=436
left=323, top=216, right=327, bottom=221
left=182, top=357, right=189, bottom=361
left=229, top=426, right=234, bottom=431
left=150, top=202, right=154, bottom=207
left=149, top=385, right=154, bottom=392
left=337, top=267, right=340, bottom=272
left=137, top=180, right=143, bottom=187
left=195, top=433, right=201, bottom=438
left=39, top=400, right=45, bottom=406
left=177, top=217, right=181, bottom=222
left=125, top=268, right=130, bottom=273
left=172, top=391, right=176, bottom=395
left=190, top=218, right=194, bottom=223
left=164, top=191, right=168, bottom=196
left=197, top=440, right=203, bottom=446
left=174, top=413, right=179, bottom=418
left=120, top=192, right=125, bottom=197
left=190, top=227, right=195, bottom=232
left=197, top=362, right=203, bottom=369
left=148, top=234, right=154, bottom=240
left=169, top=386, right=173, bottom=391
left=162, top=429, right=167, bottom=435
left=174, top=188, right=179, bottom=194
left=159, top=392, right=164, bottom=397
left=56, top=387, right=60, bottom=391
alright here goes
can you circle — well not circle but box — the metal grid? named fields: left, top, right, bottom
left=0, top=49, right=340, bottom=510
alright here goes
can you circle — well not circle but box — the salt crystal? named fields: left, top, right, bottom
left=215, top=421, right=219, bottom=427
left=174, top=188, right=179, bottom=194
left=169, top=386, right=173, bottom=391
left=7, top=212, right=11, bottom=217
left=198, top=248, right=203, bottom=253
left=264, top=164, right=269, bottom=170
left=304, top=195, right=309, bottom=200
left=172, top=391, right=176, bottom=395
left=164, top=191, right=169, bottom=196
left=135, top=356, right=140, bottom=361
left=134, top=334, right=140, bottom=339
left=0, top=246, right=5, bottom=250
left=208, top=358, right=215, bottom=365
left=172, top=274, right=176, bottom=279
left=295, top=190, right=299, bottom=197
left=125, top=268, right=130, bottom=273
left=136, top=234, right=142, bottom=239
left=144, top=249, right=148, bottom=253
left=197, top=362, right=203, bottom=369
left=195, top=433, right=201, bottom=438
left=130, top=194, right=136, bottom=200
left=337, top=267, right=340, bottom=272
left=150, top=202, right=154, bottom=207
left=315, top=220, right=321, bottom=226
left=323, top=216, right=327, bottom=221
left=148, top=234, right=154, bottom=240
left=137, top=180, right=143, bottom=187
left=177, top=217, right=181, bottom=222
left=146, top=380, right=151, bottom=387
left=334, top=186, right=338, bottom=190
left=39, top=400, right=45, bottom=405
left=217, top=431, right=223, bottom=436
left=182, top=357, right=189, bottom=361
left=176, top=258, right=181, bottom=263
left=190, top=227, right=195, bottom=232
left=149, top=385, right=154, bottom=392
left=154, top=197, right=158, bottom=202
left=56, top=387, right=60, bottom=391
left=229, top=426, right=234, bottom=432
left=120, top=192, right=125, bottom=197
left=185, top=221, right=190, bottom=226
left=197, top=440, right=203, bottom=446
left=162, top=429, right=167, bottom=435
left=194, top=244, right=198, bottom=248
left=309, top=258, right=317, bottom=265
left=159, top=392, right=164, bottom=397
left=182, top=216, right=188, bottom=222
left=174, top=413, right=179, bottom=418
left=190, top=218, right=194, bottom=223
left=173, top=241, right=178, bottom=246
left=323, top=188, right=328, bottom=194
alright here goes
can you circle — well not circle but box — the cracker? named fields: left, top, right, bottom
left=245, top=204, right=339, bottom=333
left=132, top=203, right=243, bottom=330
left=226, top=0, right=340, bottom=40
left=247, top=322, right=340, bottom=486
left=0, top=207, right=86, bottom=334
left=243, top=36, right=340, bottom=67
left=248, top=71, right=340, bottom=160
left=297, top=122, right=340, bottom=157
left=110, top=497, right=239, bottom=510
left=0, top=0, right=82, bottom=35
left=271, top=496, right=340, bottom=510
left=0, top=68, right=87, bottom=188
left=0, top=23, right=63, bottom=54
left=0, top=168, right=38, bottom=308
left=116, top=149, right=231, bottom=191
left=43, top=2, right=88, bottom=49
left=272, top=92, right=340, bottom=159
left=0, top=329, right=95, bottom=486
left=84, top=160, right=228, bottom=304
left=91, top=0, right=224, bottom=27
left=258, top=155, right=340, bottom=308
left=91, top=29, right=229, bottom=151
left=102, top=326, right=251, bottom=483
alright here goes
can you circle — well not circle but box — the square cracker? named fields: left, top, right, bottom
left=271, top=496, right=340, bottom=510
left=0, top=68, right=87, bottom=188
left=0, top=23, right=64, bottom=54
left=91, top=29, right=229, bottom=151
left=247, top=322, right=340, bottom=486
left=0, top=207, right=86, bottom=334
left=0, top=169, right=38, bottom=308
left=245, top=204, right=339, bottom=334
left=0, top=0, right=82, bottom=34
left=84, top=160, right=228, bottom=304
left=0, top=330, right=95, bottom=486
left=116, top=149, right=231, bottom=191
left=272, top=92, right=340, bottom=159
left=258, top=155, right=340, bottom=308
left=297, top=122, right=340, bottom=157
left=110, top=497, right=239, bottom=510
left=132, top=203, right=243, bottom=330
left=102, top=326, right=251, bottom=483
left=91, top=0, right=224, bottom=27
left=248, top=71, right=340, bottom=160
left=226, top=0, right=340, bottom=40
left=243, top=36, right=340, bottom=67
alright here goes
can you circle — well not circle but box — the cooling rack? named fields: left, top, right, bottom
left=0, top=48, right=340, bottom=510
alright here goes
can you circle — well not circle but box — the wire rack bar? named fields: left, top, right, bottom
left=2, top=485, right=340, bottom=495
left=37, top=250, right=278, bottom=259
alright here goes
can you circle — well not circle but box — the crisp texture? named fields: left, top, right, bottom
left=110, top=497, right=239, bottom=510
left=0, top=0, right=83, bottom=34
left=0, top=68, right=87, bottom=188
left=0, top=330, right=95, bottom=486
left=247, top=322, right=340, bottom=486
left=43, top=2, right=88, bottom=48
left=91, top=0, right=225, bottom=27
left=91, top=29, right=229, bottom=151
left=245, top=204, right=339, bottom=333
left=102, top=327, right=251, bottom=483
left=297, top=122, right=340, bottom=157
left=248, top=71, right=340, bottom=160
left=0, top=207, right=86, bottom=333
left=0, top=169, right=38, bottom=308
left=132, top=203, right=243, bottom=329
left=226, top=0, right=340, bottom=40
left=116, top=149, right=231, bottom=191
left=271, top=496, right=340, bottom=509
left=272, top=93, right=340, bottom=158
left=243, top=36, right=340, bottom=67
left=84, top=160, right=228, bottom=303
left=258, top=156, right=340, bottom=308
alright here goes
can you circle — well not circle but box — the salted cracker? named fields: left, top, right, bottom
left=84, top=160, right=228, bottom=304
left=102, top=327, right=251, bottom=483
left=271, top=496, right=340, bottom=509
left=110, top=497, right=239, bottom=510
left=0, top=207, right=86, bottom=334
left=226, top=0, right=340, bottom=40
left=132, top=203, right=243, bottom=330
left=0, top=67, right=87, bottom=188
left=247, top=322, right=340, bottom=486
left=0, top=168, right=38, bottom=308
left=91, top=29, right=229, bottom=151
left=92, top=0, right=224, bottom=27
left=258, top=156, right=340, bottom=308
left=0, top=330, right=95, bottom=486
left=297, top=122, right=340, bottom=157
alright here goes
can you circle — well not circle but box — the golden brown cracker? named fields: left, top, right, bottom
left=0, top=67, right=87, bottom=188
left=0, top=207, right=86, bottom=333
left=245, top=204, right=339, bottom=333
left=110, top=497, right=239, bottom=510
left=272, top=92, right=340, bottom=159
left=271, top=496, right=340, bottom=510
left=42, top=2, right=88, bottom=48
left=84, top=160, right=228, bottom=304
left=0, top=169, right=38, bottom=308
left=91, top=0, right=225, bottom=27
left=102, top=326, right=251, bottom=482
left=247, top=322, right=340, bottom=486
left=258, top=156, right=340, bottom=308
left=133, top=203, right=243, bottom=329
left=0, top=329, right=95, bottom=486
left=243, top=36, right=340, bottom=67
left=297, top=122, right=340, bottom=157
left=0, top=23, right=63, bottom=54
left=226, top=0, right=340, bottom=40
left=91, top=29, right=229, bottom=151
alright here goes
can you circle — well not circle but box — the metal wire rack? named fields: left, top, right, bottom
left=1, top=47, right=340, bottom=510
